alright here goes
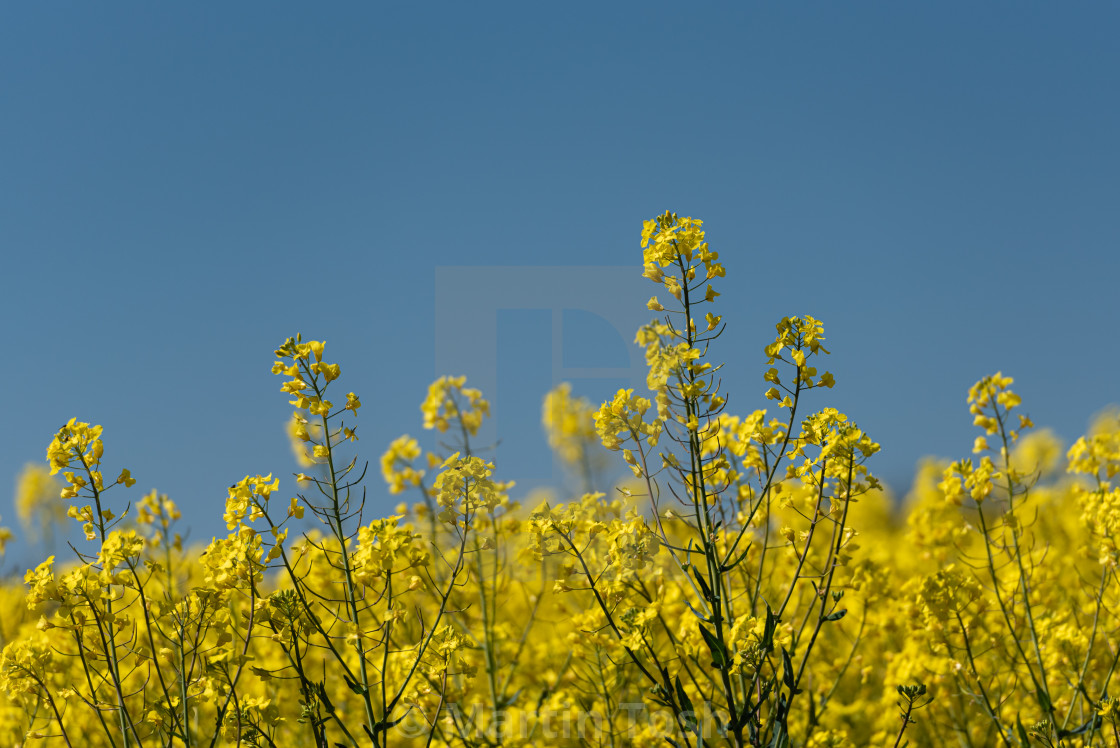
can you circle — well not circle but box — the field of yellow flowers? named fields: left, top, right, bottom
left=2, top=212, right=1119, bottom=747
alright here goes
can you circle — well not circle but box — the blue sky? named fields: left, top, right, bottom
left=3, top=3, right=1118, bottom=567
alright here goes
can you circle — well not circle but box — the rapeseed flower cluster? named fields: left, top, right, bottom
left=0, top=214, right=1116, bottom=747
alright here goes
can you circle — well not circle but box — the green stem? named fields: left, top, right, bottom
left=304, top=362, right=378, bottom=739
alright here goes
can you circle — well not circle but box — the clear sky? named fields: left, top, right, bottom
left=3, top=3, right=1118, bottom=567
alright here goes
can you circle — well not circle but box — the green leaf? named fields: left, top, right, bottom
left=1035, top=685, right=1052, bottom=715
left=1062, top=716, right=1101, bottom=737
left=691, top=565, right=714, bottom=603
left=762, top=602, right=778, bottom=652
left=698, top=624, right=731, bottom=669
left=343, top=675, right=367, bottom=696
left=767, top=723, right=789, bottom=748
left=675, top=676, right=695, bottom=717
left=781, top=648, right=799, bottom=694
